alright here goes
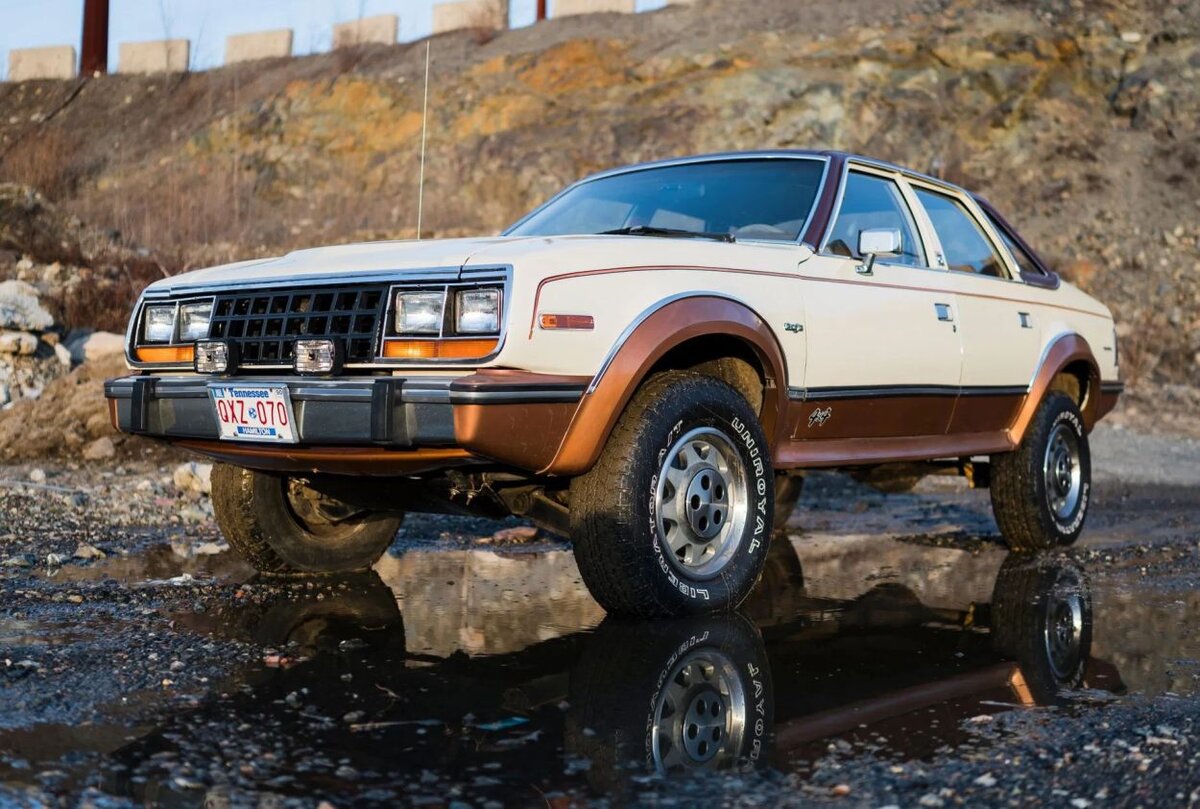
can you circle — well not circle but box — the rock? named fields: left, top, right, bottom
left=0, top=280, right=53, bottom=331
left=73, top=542, right=105, bottom=560
left=0, top=331, right=37, bottom=356
left=482, top=525, right=540, bottom=544
left=45, top=552, right=65, bottom=566
left=173, top=462, right=213, bottom=497
left=81, top=436, right=115, bottom=461
left=53, top=342, right=71, bottom=367
left=66, top=331, right=126, bottom=364
left=2, top=554, right=34, bottom=568
left=28, top=468, right=46, bottom=483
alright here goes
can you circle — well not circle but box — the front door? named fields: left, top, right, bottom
left=795, top=168, right=963, bottom=441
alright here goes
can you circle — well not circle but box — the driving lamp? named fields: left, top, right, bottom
left=395, top=291, right=444, bottom=335
left=294, top=338, right=342, bottom=374
left=455, top=288, right=501, bottom=334
left=143, top=305, right=176, bottom=343
left=178, top=301, right=214, bottom=342
left=194, top=341, right=233, bottom=374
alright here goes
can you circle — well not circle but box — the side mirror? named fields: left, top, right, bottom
left=856, top=228, right=902, bottom=275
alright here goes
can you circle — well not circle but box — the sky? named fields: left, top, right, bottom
left=0, top=0, right=669, bottom=79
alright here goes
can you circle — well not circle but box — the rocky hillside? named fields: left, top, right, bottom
left=0, top=0, right=1197, bottom=386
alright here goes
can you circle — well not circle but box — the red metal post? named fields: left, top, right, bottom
left=536, top=0, right=547, bottom=21
left=80, top=0, right=110, bottom=74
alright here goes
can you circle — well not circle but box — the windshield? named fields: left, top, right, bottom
left=506, top=158, right=826, bottom=242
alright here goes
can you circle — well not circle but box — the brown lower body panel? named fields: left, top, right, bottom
left=776, top=430, right=1014, bottom=469
left=175, top=441, right=477, bottom=476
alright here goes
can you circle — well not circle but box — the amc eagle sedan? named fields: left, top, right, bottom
left=106, top=151, right=1122, bottom=617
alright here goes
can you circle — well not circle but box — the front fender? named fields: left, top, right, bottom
left=540, top=295, right=789, bottom=476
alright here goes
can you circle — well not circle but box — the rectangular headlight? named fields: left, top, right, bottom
left=395, top=291, right=444, bottom=335
left=143, top=304, right=176, bottom=343
left=179, top=301, right=213, bottom=342
left=455, top=288, right=500, bottom=334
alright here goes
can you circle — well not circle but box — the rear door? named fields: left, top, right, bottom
left=906, top=182, right=1041, bottom=434
left=796, top=166, right=963, bottom=440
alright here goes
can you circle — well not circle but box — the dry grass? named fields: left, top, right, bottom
left=0, top=130, right=87, bottom=201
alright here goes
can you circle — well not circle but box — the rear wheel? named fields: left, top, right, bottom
left=990, top=392, right=1091, bottom=551
left=211, top=464, right=403, bottom=574
left=570, top=372, right=775, bottom=618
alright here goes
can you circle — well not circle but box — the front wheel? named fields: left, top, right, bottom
left=570, top=372, right=775, bottom=618
left=211, top=464, right=403, bottom=574
left=990, top=392, right=1091, bottom=551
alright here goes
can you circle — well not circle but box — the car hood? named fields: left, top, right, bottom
left=144, top=233, right=797, bottom=297
left=143, top=237, right=534, bottom=294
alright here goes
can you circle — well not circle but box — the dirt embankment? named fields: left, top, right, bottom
left=0, top=0, right=1197, bottom=408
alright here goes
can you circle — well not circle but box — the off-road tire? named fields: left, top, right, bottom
left=570, top=371, right=775, bottom=618
left=211, top=464, right=403, bottom=574
left=990, top=554, right=1092, bottom=704
left=990, top=392, right=1091, bottom=551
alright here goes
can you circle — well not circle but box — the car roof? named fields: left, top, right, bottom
left=584, top=149, right=975, bottom=199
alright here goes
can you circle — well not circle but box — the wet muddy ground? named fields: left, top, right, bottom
left=1, top=424, right=1199, bottom=807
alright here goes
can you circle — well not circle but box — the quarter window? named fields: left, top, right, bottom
left=825, top=172, right=924, bottom=267
left=915, top=189, right=1008, bottom=277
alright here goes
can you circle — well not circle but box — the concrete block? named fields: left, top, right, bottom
left=118, top=39, right=190, bottom=74
left=332, top=14, right=399, bottom=48
left=433, top=0, right=507, bottom=32
left=224, top=29, right=293, bottom=65
left=552, top=0, right=636, bottom=16
left=7, top=46, right=76, bottom=82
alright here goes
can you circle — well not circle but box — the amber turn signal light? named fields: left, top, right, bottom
left=382, top=338, right=499, bottom=360
left=539, top=314, right=594, bottom=331
left=136, top=346, right=195, bottom=364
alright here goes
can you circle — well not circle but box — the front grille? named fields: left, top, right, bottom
left=208, top=285, right=388, bottom=367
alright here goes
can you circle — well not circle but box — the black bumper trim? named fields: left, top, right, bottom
left=105, top=375, right=584, bottom=448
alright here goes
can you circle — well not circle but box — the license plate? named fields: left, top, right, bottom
left=209, top=385, right=298, bottom=444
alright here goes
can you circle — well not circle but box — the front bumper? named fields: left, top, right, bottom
left=105, top=376, right=466, bottom=447
left=104, top=374, right=590, bottom=474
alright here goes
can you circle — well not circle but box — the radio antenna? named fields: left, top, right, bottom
left=416, top=40, right=431, bottom=240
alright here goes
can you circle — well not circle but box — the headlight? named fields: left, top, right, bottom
left=178, top=301, right=213, bottom=342
left=143, top=305, right=176, bottom=343
left=455, top=288, right=500, bottom=334
left=396, top=291, right=444, bottom=335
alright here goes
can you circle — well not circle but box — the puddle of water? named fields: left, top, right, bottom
left=2, top=522, right=1198, bottom=803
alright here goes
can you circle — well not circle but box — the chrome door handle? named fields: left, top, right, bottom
left=1018, top=311, right=1032, bottom=328
left=934, top=303, right=954, bottom=322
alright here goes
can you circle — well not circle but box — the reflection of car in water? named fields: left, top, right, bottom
left=108, top=546, right=1122, bottom=803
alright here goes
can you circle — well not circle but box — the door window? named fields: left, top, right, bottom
left=915, top=189, right=1008, bottom=277
left=984, top=211, right=1040, bottom=276
left=825, top=172, right=925, bottom=267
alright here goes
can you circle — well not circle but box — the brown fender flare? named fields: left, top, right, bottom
left=540, top=295, right=790, bottom=476
left=1006, top=332, right=1102, bottom=445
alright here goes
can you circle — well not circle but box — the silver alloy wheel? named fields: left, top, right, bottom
left=655, top=427, right=750, bottom=578
left=1042, top=584, right=1085, bottom=680
left=1043, top=423, right=1083, bottom=520
left=650, top=650, right=747, bottom=773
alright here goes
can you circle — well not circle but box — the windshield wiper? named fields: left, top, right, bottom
left=601, top=226, right=735, bottom=243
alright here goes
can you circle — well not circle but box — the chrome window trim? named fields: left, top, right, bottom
left=905, top=180, right=1020, bottom=283
left=503, top=153, right=832, bottom=248
left=817, top=163, right=939, bottom=273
